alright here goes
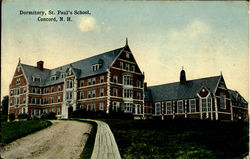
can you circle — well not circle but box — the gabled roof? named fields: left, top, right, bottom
left=228, top=89, right=248, bottom=108
left=21, top=46, right=125, bottom=87
left=145, top=75, right=221, bottom=102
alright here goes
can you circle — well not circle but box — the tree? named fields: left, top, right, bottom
left=2, top=96, right=9, bottom=115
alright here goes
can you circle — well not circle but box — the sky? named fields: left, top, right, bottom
left=2, top=0, right=249, bottom=102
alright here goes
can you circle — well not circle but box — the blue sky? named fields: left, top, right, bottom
left=2, top=0, right=249, bottom=101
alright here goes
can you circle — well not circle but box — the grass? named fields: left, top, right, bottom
left=104, top=119, right=249, bottom=159
left=1, top=120, right=52, bottom=144
left=76, top=119, right=97, bottom=159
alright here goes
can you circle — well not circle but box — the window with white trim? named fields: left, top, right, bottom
left=135, top=104, right=141, bottom=114
left=123, top=89, right=133, bottom=98
left=32, top=88, right=36, bottom=93
left=14, top=97, right=20, bottom=105
left=80, top=80, right=84, bottom=87
left=51, top=87, right=54, bottom=93
left=88, top=79, right=91, bottom=85
left=92, top=78, right=96, bottom=85
left=112, top=102, right=119, bottom=112
left=87, top=91, right=91, bottom=98
left=124, top=103, right=133, bottom=113
left=190, top=99, right=196, bottom=113
left=91, top=104, right=96, bottom=111
left=57, top=108, right=61, bottom=115
left=137, top=80, right=141, bottom=88
left=166, top=101, right=172, bottom=114
left=14, top=88, right=20, bottom=95
left=51, top=97, right=54, bottom=103
left=113, top=75, right=118, bottom=83
left=99, top=103, right=104, bottom=111
left=131, top=65, right=135, bottom=72
left=120, top=62, right=123, bottom=69
left=100, top=76, right=104, bottom=83
left=92, top=90, right=96, bottom=98
left=220, top=93, right=226, bottom=109
left=113, top=88, right=118, bottom=96
left=177, top=101, right=183, bottom=113
left=66, top=91, right=72, bottom=100
left=16, top=78, right=21, bottom=84
left=99, top=88, right=104, bottom=97
left=87, top=104, right=91, bottom=111
left=58, top=85, right=61, bottom=91
left=57, top=96, right=61, bottom=102
left=202, top=98, right=207, bottom=112
left=155, top=103, right=161, bottom=115
left=23, top=88, right=26, bottom=93
left=136, top=92, right=141, bottom=100
left=207, top=97, right=212, bottom=111
left=66, top=80, right=73, bottom=88
left=123, top=75, right=132, bottom=86
left=125, top=63, right=130, bottom=71
left=80, top=92, right=84, bottom=99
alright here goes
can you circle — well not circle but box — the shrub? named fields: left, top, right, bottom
left=9, top=113, right=15, bottom=121
left=1, top=114, right=8, bottom=122
left=17, top=113, right=29, bottom=120
left=47, top=112, right=57, bottom=120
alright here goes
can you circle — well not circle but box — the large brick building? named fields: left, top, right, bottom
left=8, top=41, right=248, bottom=120
left=8, top=41, right=144, bottom=119
left=144, top=69, right=248, bottom=121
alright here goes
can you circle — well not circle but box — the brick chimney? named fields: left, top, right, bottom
left=37, top=61, right=44, bottom=71
left=144, top=82, right=147, bottom=91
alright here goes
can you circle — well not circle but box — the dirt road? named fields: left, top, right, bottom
left=1, top=120, right=91, bottom=159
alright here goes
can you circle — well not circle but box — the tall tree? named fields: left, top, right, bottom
left=2, top=95, right=9, bottom=115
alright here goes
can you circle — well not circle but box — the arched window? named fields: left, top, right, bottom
left=220, top=93, right=226, bottom=109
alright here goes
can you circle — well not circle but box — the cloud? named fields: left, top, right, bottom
left=78, top=16, right=97, bottom=32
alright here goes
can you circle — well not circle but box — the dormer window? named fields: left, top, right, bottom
left=50, top=76, right=56, bottom=81
left=61, top=73, right=66, bottom=78
left=92, top=64, right=100, bottom=71
left=17, top=66, right=21, bottom=72
left=125, top=63, right=130, bottom=71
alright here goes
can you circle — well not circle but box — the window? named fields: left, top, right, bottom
left=166, top=102, right=172, bottom=114
left=123, top=89, right=133, bottom=98
left=10, top=90, right=13, bottom=96
left=17, top=66, right=20, bottom=72
left=207, top=97, right=212, bottom=111
left=220, top=93, right=226, bottom=109
left=113, top=76, right=118, bottom=83
left=113, top=88, right=118, bottom=96
left=92, top=78, right=96, bottom=85
left=177, top=101, right=183, bottom=113
left=112, top=102, right=119, bottom=112
left=31, top=98, right=35, bottom=104
left=124, top=103, right=133, bottom=113
left=190, top=99, right=196, bottom=113
left=126, top=52, right=130, bottom=58
left=33, top=76, right=41, bottom=82
left=131, top=65, right=135, bottom=72
left=10, top=100, right=13, bottom=106
left=14, top=97, right=20, bottom=105
left=66, top=91, right=72, bottom=100
left=51, top=97, right=54, bottom=103
left=50, top=76, right=56, bottom=81
left=202, top=98, right=207, bottom=112
left=100, top=88, right=104, bottom=97
left=92, top=104, right=95, bottom=111
left=14, top=88, right=20, bottom=95
left=52, top=108, right=55, bottom=113
left=36, top=88, right=41, bottom=94
left=32, top=88, right=36, bottom=93
left=61, top=73, right=66, bottom=78
left=51, top=87, right=54, bottom=93
left=155, top=103, right=161, bottom=115
left=125, top=63, right=130, bottom=71
left=57, top=96, right=61, bottom=102
left=36, top=98, right=41, bottom=104
left=88, top=79, right=91, bottom=85
left=57, top=108, right=61, bottom=115
left=23, top=88, right=26, bottom=93
left=137, top=80, right=141, bottom=88
left=92, top=90, right=96, bottom=98
left=99, top=103, right=104, bottom=111
left=135, top=104, right=141, bottom=114
left=16, top=78, right=21, bottom=84
left=43, top=88, right=49, bottom=94
left=92, top=64, right=100, bottom=71
left=87, top=104, right=91, bottom=111
left=80, top=80, right=84, bottom=87
left=80, top=92, right=84, bottom=99
left=136, top=92, right=141, bottom=100
left=123, top=75, right=132, bottom=85
left=100, top=76, right=104, bottom=83
left=66, top=80, right=73, bottom=88
left=57, top=85, right=61, bottom=91
left=87, top=91, right=91, bottom=98
left=120, top=62, right=123, bottom=69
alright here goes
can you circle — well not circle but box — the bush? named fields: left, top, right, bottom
left=1, top=114, right=8, bottom=122
left=17, top=113, right=29, bottom=120
left=9, top=113, right=15, bottom=121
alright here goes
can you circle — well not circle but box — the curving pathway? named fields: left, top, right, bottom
left=89, top=120, right=121, bottom=159
left=1, top=120, right=91, bottom=159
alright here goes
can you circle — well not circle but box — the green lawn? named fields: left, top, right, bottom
left=105, top=119, right=249, bottom=159
left=1, top=120, right=52, bottom=144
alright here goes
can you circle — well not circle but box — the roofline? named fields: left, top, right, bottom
left=147, top=75, right=221, bottom=88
